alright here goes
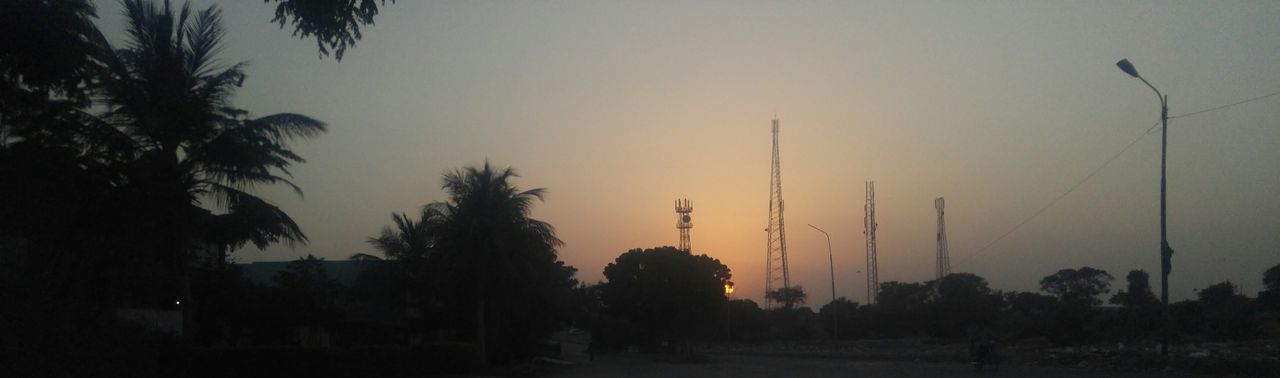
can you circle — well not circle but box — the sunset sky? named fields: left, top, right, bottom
left=97, top=1, right=1280, bottom=304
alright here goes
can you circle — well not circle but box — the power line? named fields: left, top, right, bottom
left=955, top=120, right=1157, bottom=267
left=956, top=89, right=1280, bottom=267
left=1170, top=90, right=1280, bottom=120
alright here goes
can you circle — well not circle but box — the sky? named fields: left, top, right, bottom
left=94, top=1, right=1280, bottom=304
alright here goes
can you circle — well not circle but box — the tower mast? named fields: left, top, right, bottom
left=935, top=197, right=951, bottom=280
left=864, top=181, right=879, bottom=304
left=765, top=117, right=791, bottom=309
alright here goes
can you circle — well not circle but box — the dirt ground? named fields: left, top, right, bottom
left=549, top=353, right=1197, bottom=377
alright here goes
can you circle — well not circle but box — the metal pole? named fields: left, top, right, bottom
left=727, top=297, right=733, bottom=341
left=1159, top=94, right=1171, bottom=357
left=1117, top=59, right=1173, bottom=357
left=808, top=224, right=837, bottom=339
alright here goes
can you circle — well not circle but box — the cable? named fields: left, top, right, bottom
left=1170, top=90, right=1280, bottom=120
left=1140, top=90, right=1280, bottom=135
left=955, top=88, right=1280, bottom=267
left=954, top=121, right=1158, bottom=267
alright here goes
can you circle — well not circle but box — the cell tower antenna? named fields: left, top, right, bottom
left=864, top=181, right=879, bottom=304
left=935, top=197, right=951, bottom=280
left=765, top=117, right=791, bottom=309
left=676, top=198, right=693, bottom=252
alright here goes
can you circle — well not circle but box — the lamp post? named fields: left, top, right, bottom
left=724, top=281, right=735, bottom=341
left=1116, top=58, right=1173, bottom=357
left=808, top=224, right=837, bottom=339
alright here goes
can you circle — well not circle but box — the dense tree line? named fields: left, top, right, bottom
left=561, top=249, right=1279, bottom=353
left=2, top=1, right=1277, bottom=375
left=690, top=265, right=1280, bottom=346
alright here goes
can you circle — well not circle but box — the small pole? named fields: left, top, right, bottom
left=1159, top=94, right=1171, bottom=357
left=808, top=224, right=837, bottom=339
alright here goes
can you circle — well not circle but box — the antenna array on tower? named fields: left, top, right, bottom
left=676, top=198, right=693, bottom=252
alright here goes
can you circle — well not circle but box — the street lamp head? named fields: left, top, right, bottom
left=1116, top=59, right=1141, bottom=78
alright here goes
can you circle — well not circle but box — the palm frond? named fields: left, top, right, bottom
left=251, top=113, right=327, bottom=140
left=184, top=5, right=225, bottom=78
left=205, top=182, right=307, bottom=249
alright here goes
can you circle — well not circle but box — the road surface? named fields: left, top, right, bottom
left=551, top=353, right=1189, bottom=377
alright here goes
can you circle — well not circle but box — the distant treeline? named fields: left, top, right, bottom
left=582, top=265, right=1280, bottom=348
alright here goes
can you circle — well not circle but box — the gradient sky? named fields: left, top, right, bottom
left=95, top=1, right=1280, bottom=304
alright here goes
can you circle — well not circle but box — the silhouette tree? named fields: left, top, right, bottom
left=720, top=298, right=769, bottom=341
left=818, top=297, right=860, bottom=339
left=1105, top=270, right=1160, bottom=341
left=874, top=281, right=931, bottom=337
left=1261, top=263, right=1280, bottom=310
left=267, top=0, right=395, bottom=60
left=98, top=0, right=325, bottom=257
left=362, top=211, right=430, bottom=260
left=273, top=254, right=344, bottom=340
left=1265, top=264, right=1280, bottom=291
left=0, top=0, right=104, bottom=115
left=1109, top=269, right=1158, bottom=308
left=1001, top=291, right=1056, bottom=339
left=767, top=286, right=808, bottom=310
left=1198, top=281, right=1244, bottom=306
left=357, top=209, right=433, bottom=285
left=423, top=161, right=571, bottom=365
left=349, top=211, right=431, bottom=330
left=1195, top=281, right=1260, bottom=340
left=601, top=246, right=731, bottom=349
left=1038, top=267, right=1112, bottom=344
left=929, top=273, right=1002, bottom=338
left=1039, top=267, right=1113, bottom=307
left=88, top=0, right=327, bottom=337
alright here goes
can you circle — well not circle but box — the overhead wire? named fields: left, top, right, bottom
left=954, top=120, right=1157, bottom=267
left=1170, top=90, right=1280, bottom=120
left=955, top=89, right=1280, bottom=267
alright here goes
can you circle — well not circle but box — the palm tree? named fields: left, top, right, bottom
left=98, top=0, right=325, bottom=260
left=360, top=211, right=431, bottom=262
left=94, top=0, right=325, bottom=330
left=354, top=211, right=432, bottom=302
left=425, top=161, right=563, bottom=365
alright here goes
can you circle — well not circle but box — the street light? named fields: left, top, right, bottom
left=724, top=281, right=735, bottom=341
left=808, top=224, right=837, bottom=340
left=1116, top=58, right=1174, bottom=357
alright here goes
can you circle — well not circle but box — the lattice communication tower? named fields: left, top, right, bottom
left=935, top=197, right=951, bottom=280
left=864, top=181, right=879, bottom=304
left=765, top=117, right=791, bottom=309
left=676, top=198, right=693, bottom=252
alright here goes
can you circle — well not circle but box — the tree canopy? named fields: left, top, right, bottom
left=929, top=273, right=1001, bottom=338
left=767, top=286, right=808, bottom=310
left=601, top=246, right=731, bottom=345
left=266, top=0, right=395, bottom=60
left=1039, top=266, right=1113, bottom=307
left=1110, top=269, right=1158, bottom=309
left=1262, top=263, right=1280, bottom=309
left=418, top=161, right=575, bottom=364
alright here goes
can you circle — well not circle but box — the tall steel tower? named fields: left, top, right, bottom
left=935, top=197, right=951, bottom=281
left=765, top=117, right=791, bottom=309
left=676, top=198, right=693, bottom=252
left=864, top=181, right=879, bottom=305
